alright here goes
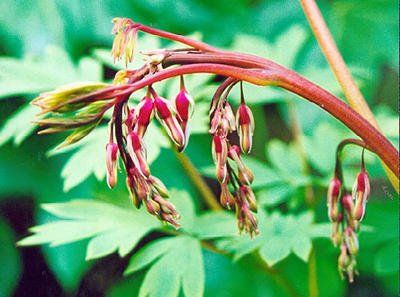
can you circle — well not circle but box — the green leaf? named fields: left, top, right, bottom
left=302, top=123, right=350, bottom=175
left=218, top=211, right=330, bottom=266
left=0, top=218, right=21, bottom=297
left=59, top=127, right=108, bottom=192
left=0, top=46, right=102, bottom=99
left=18, top=199, right=160, bottom=260
left=0, top=104, right=37, bottom=147
left=374, top=240, right=398, bottom=275
left=125, top=235, right=204, bottom=297
left=267, top=140, right=303, bottom=177
left=191, top=212, right=238, bottom=239
left=256, top=184, right=294, bottom=207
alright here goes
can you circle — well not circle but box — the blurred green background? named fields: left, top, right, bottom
left=0, top=1, right=398, bottom=297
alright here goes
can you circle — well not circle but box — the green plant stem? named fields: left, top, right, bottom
left=288, top=103, right=319, bottom=296
left=173, top=149, right=222, bottom=210
left=299, top=0, right=399, bottom=193
left=308, top=248, right=318, bottom=297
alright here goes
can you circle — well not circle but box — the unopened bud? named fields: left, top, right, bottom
left=144, top=199, right=161, bottom=216
left=153, top=195, right=178, bottom=216
left=148, top=175, right=169, bottom=198
left=236, top=103, right=254, bottom=154
left=331, top=221, right=342, bottom=247
left=327, top=177, right=341, bottom=222
left=224, top=103, right=236, bottom=132
left=134, top=97, right=154, bottom=137
left=352, top=170, right=370, bottom=221
left=344, top=227, right=359, bottom=255
left=228, top=145, right=254, bottom=185
left=154, top=96, right=185, bottom=149
left=106, top=142, right=118, bottom=188
left=212, top=135, right=228, bottom=183
left=126, top=131, right=150, bottom=177
left=126, top=176, right=140, bottom=207
left=239, top=186, right=257, bottom=212
left=220, top=182, right=235, bottom=209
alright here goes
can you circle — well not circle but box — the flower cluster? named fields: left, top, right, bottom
left=327, top=151, right=370, bottom=282
left=210, top=83, right=258, bottom=236
left=104, top=80, right=194, bottom=227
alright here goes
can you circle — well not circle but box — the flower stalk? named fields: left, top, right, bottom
left=32, top=18, right=399, bottom=236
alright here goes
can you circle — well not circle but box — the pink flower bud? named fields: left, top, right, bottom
left=239, top=185, right=257, bottom=212
left=236, top=197, right=259, bottom=237
left=228, top=145, right=254, bottom=185
left=224, top=103, right=236, bottom=132
left=134, top=97, right=154, bottom=137
left=220, top=182, right=235, bottom=209
left=174, top=89, right=193, bottom=122
left=174, top=88, right=193, bottom=150
left=342, top=194, right=354, bottom=216
left=327, top=177, right=341, bottom=222
left=126, top=175, right=140, bottom=207
left=144, top=199, right=161, bottom=216
left=209, top=110, right=222, bottom=135
left=331, top=221, right=342, bottom=247
left=148, top=175, right=169, bottom=198
left=126, top=131, right=150, bottom=177
left=352, top=170, right=370, bottom=221
left=106, top=142, right=118, bottom=188
left=125, top=108, right=136, bottom=131
left=344, top=227, right=359, bottom=255
left=212, top=135, right=228, bottom=183
left=236, top=104, right=254, bottom=154
left=154, top=96, right=185, bottom=150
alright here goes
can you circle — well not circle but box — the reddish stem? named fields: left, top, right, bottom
left=110, top=62, right=398, bottom=175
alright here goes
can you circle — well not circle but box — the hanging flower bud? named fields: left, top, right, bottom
left=134, top=97, right=154, bottom=137
left=209, top=110, right=222, bottom=135
left=236, top=195, right=259, bottom=237
left=236, top=103, right=254, bottom=154
left=152, top=195, right=180, bottom=228
left=338, top=244, right=356, bottom=282
left=148, top=175, right=169, bottom=198
left=126, top=131, right=150, bottom=177
left=327, top=177, right=341, bottom=222
left=239, top=185, right=257, bottom=212
left=352, top=169, right=370, bottom=221
left=331, top=220, right=342, bottom=247
left=228, top=145, right=254, bottom=185
left=106, top=142, right=118, bottom=188
left=342, top=194, right=356, bottom=229
left=154, top=96, right=185, bottom=150
left=125, top=107, right=136, bottom=132
left=344, top=227, right=359, bottom=255
left=126, top=175, right=140, bottom=207
left=174, top=77, right=194, bottom=148
left=212, top=135, right=228, bottom=183
left=133, top=170, right=152, bottom=205
left=220, top=182, right=235, bottom=209
left=224, top=103, right=236, bottom=132
left=144, top=199, right=161, bottom=216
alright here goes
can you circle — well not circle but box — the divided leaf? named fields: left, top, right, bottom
left=125, top=235, right=204, bottom=297
left=217, top=211, right=330, bottom=266
left=18, top=200, right=160, bottom=260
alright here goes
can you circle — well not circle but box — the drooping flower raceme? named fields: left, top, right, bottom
left=29, top=17, right=391, bottom=268
left=327, top=145, right=372, bottom=282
